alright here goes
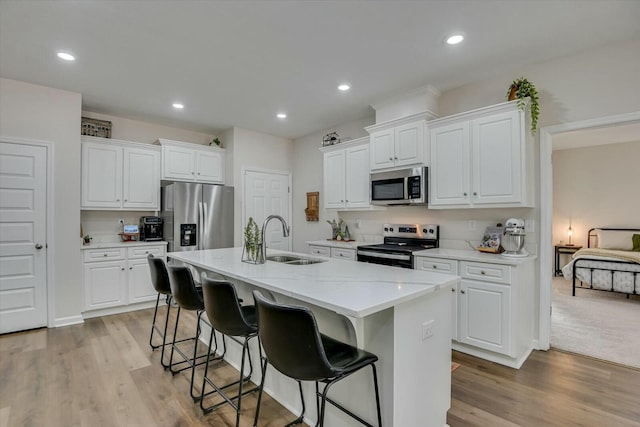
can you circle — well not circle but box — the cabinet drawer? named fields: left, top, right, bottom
left=331, top=247, right=356, bottom=261
left=460, top=261, right=511, bottom=284
left=414, top=256, right=458, bottom=274
left=309, top=245, right=330, bottom=257
left=127, top=245, right=166, bottom=259
left=83, top=248, right=126, bottom=262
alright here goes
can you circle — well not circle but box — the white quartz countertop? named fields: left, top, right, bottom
left=413, top=248, right=537, bottom=265
left=81, top=241, right=167, bottom=250
left=306, top=240, right=365, bottom=249
left=168, top=247, right=459, bottom=318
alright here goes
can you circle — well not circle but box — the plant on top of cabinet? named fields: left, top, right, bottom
left=506, top=77, right=539, bottom=135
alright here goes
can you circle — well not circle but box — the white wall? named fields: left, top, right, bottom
left=226, top=127, right=294, bottom=246
left=82, top=111, right=214, bottom=145
left=552, top=140, right=640, bottom=246
left=0, top=77, right=82, bottom=323
left=291, top=116, right=375, bottom=251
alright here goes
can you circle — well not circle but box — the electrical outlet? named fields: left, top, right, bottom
left=525, top=219, right=535, bottom=232
left=422, top=320, right=434, bottom=341
left=468, top=220, right=476, bottom=231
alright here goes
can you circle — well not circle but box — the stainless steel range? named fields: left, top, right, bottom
left=357, top=223, right=439, bottom=269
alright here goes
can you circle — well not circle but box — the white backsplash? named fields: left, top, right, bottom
left=81, top=210, right=156, bottom=243
left=337, top=206, right=539, bottom=255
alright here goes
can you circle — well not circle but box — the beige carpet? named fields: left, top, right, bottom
left=551, top=276, right=640, bottom=368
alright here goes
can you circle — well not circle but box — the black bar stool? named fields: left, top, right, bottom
left=252, top=291, right=382, bottom=427
left=167, top=265, right=224, bottom=400
left=147, top=254, right=195, bottom=369
left=200, top=278, right=262, bottom=426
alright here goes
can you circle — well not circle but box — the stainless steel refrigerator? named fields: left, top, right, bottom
left=161, top=182, right=234, bottom=252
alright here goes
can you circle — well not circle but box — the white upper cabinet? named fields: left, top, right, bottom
left=81, top=136, right=160, bottom=210
left=156, top=139, right=225, bottom=184
left=368, top=118, right=425, bottom=171
left=429, top=100, right=534, bottom=209
left=320, top=137, right=379, bottom=211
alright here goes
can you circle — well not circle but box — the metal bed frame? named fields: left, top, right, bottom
left=572, top=227, right=640, bottom=298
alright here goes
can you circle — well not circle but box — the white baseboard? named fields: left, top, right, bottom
left=53, top=315, right=84, bottom=327
left=82, top=301, right=157, bottom=319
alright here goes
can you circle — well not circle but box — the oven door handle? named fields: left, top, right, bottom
left=357, top=250, right=411, bottom=261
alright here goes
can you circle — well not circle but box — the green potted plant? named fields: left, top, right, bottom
left=506, top=77, right=540, bottom=135
left=242, top=217, right=262, bottom=263
left=210, top=137, right=222, bottom=147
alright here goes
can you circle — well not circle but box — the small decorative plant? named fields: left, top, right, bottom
left=83, top=235, right=93, bottom=245
left=506, top=77, right=540, bottom=135
left=243, top=217, right=262, bottom=263
left=210, top=137, right=222, bottom=147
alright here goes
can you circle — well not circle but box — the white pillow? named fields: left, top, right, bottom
left=596, top=230, right=634, bottom=250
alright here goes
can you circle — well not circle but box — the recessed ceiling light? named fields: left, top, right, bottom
left=338, top=84, right=351, bottom=91
left=56, top=52, right=75, bottom=61
left=277, top=113, right=287, bottom=119
left=172, top=103, right=184, bottom=109
left=446, top=34, right=464, bottom=45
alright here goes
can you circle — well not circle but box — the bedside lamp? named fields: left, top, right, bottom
left=567, top=222, right=574, bottom=246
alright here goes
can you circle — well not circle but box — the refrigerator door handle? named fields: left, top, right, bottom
left=198, top=202, right=204, bottom=250
left=202, top=202, right=209, bottom=248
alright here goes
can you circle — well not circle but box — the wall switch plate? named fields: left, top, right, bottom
left=422, top=320, right=434, bottom=341
left=525, top=219, right=535, bottom=232
left=468, top=220, right=477, bottom=231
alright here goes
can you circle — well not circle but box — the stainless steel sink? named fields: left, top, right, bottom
left=266, top=255, right=326, bottom=265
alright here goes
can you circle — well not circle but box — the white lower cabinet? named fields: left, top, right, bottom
left=82, top=244, right=166, bottom=315
left=308, top=244, right=356, bottom=261
left=415, top=252, right=534, bottom=368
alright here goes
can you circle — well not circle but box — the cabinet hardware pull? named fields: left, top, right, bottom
left=461, top=290, right=466, bottom=294
left=394, top=157, right=398, bottom=160
left=389, top=157, right=393, bottom=161
left=433, top=265, right=437, bottom=269
left=473, top=192, right=477, bottom=196
left=481, top=271, right=486, bottom=275
left=103, top=254, right=108, bottom=257
left=463, top=192, right=467, bottom=196
left=129, top=267, right=133, bottom=270
left=121, top=268, right=125, bottom=271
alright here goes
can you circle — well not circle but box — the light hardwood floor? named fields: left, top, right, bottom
left=1, top=308, right=639, bottom=427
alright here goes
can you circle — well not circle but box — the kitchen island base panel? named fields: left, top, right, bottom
left=194, top=272, right=452, bottom=427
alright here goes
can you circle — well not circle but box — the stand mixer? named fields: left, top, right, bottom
left=501, top=218, right=528, bottom=257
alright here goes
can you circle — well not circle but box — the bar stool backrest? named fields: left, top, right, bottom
left=167, top=266, right=204, bottom=311
left=253, top=290, right=335, bottom=381
left=201, top=278, right=256, bottom=337
left=147, top=254, right=171, bottom=295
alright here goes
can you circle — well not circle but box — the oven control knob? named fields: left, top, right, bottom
left=422, top=228, right=427, bottom=233
left=389, top=227, right=394, bottom=232
left=429, top=228, right=435, bottom=234
left=384, top=227, right=388, bottom=232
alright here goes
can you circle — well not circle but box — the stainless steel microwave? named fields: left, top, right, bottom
left=370, top=166, right=428, bottom=205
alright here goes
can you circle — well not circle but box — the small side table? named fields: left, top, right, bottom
left=554, top=244, right=582, bottom=276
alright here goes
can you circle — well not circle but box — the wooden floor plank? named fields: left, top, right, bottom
left=2, top=308, right=639, bottom=426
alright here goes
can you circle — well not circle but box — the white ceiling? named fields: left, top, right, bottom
left=2, top=1, right=639, bottom=140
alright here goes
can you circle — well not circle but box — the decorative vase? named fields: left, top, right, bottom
left=508, top=86, right=518, bottom=101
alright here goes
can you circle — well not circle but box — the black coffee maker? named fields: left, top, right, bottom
left=139, top=216, right=164, bottom=241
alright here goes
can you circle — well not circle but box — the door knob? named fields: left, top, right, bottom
left=35, top=243, right=43, bottom=250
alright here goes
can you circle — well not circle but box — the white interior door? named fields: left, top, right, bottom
left=0, top=141, right=48, bottom=333
left=243, top=170, right=291, bottom=251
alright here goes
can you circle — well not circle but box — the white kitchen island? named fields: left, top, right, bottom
left=168, top=247, right=459, bottom=427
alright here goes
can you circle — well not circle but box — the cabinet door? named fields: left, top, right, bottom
left=370, top=129, right=395, bottom=170
left=81, top=143, right=122, bottom=208
left=345, top=145, right=370, bottom=208
left=323, top=150, right=346, bottom=209
left=123, top=147, right=160, bottom=210
left=394, top=121, right=423, bottom=167
left=84, top=260, right=127, bottom=310
left=471, top=110, right=522, bottom=205
left=163, top=145, right=195, bottom=181
left=128, top=258, right=157, bottom=303
left=429, top=122, right=470, bottom=206
left=309, top=245, right=330, bottom=257
left=330, top=247, right=356, bottom=260
left=458, top=279, right=512, bottom=356
left=196, top=150, right=224, bottom=183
